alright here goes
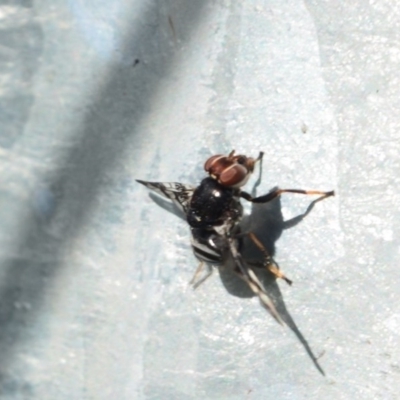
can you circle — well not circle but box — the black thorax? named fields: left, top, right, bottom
left=187, top=177, right=242, bottom=230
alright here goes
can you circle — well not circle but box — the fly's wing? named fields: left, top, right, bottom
left=136, top=180, right=194, bottom=215
left=228, top=238, right=284, bottom=325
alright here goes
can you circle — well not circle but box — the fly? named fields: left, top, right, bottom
left=137, top=150, right=334, bottom=324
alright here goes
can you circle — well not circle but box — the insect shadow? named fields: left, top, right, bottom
left=223, top=193, right=327, bottom=376
left=147, top=183, right=327, bottom=376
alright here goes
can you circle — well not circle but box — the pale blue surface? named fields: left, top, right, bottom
left=0, top=0, right=399, bottom=399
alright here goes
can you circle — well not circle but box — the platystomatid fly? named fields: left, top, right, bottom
left=137, top=151, right=334, bottom=323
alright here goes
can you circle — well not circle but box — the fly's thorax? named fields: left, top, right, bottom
left=187, top=177, right=236, bottom=229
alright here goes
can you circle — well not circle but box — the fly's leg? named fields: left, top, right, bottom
left=189, top=262, right=213, bottom=289
left=252, top=151, right=264, bottom=197
left=228, top=239, right=284, bottom=325
left=241, top=188, right=334, bottom=203
left=284, top=193, right=336, bottom=229
left=189, top=261, right=204, bottom=285
left=247, top=232, right=292, bottom=285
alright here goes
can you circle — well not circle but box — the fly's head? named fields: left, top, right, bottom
left=204, top=150, right=263, bottom=188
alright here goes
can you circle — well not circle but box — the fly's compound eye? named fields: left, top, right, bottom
left=233, top=155, right=257, bottom=173
left=204, top=155, right=224, bottom=173
left=219, top=164, right=248, bottom=186
left=204, top=152, right=255, bottom=187
left=204, top=155, right=234, bottom=179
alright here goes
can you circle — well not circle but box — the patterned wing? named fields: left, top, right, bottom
left=136, top=180, right=195, bottom=215
left=228, top=238, right=284, bottom=325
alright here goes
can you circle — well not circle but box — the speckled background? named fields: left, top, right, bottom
left=0, top=0, right=399, bottom=399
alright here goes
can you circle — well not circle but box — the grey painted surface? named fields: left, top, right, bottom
left=0, top=0, right=399, bottom=398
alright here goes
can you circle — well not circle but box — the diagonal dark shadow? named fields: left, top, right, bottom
left=229, top=195, right=328, bottom=376
left=0, top=0, right=211, bottom=371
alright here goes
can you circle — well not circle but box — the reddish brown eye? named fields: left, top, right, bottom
left=205, top=153, right=254, bottom=186
left=204, top=155, right=234, bottom=179
left=204, top=155, right=224, bottom=172
left=219, top=164, right=247, bottom=186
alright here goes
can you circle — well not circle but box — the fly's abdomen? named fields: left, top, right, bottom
left=190, top=229, right=225, bottom=264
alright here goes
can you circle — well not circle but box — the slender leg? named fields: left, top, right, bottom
left=252, top=152, right=264, bottom=197
left=228, top=238, right=284, bottom=325
left=284, top=194, right=335, bottom=230
left=247, top=232, right=292, bottom=285
left=189, top=262, right=213, bottom=289
left=241, top=188, right=334, bottom=204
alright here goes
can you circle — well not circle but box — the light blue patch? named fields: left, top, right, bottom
left=67, top=0, right=126, bottom=61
